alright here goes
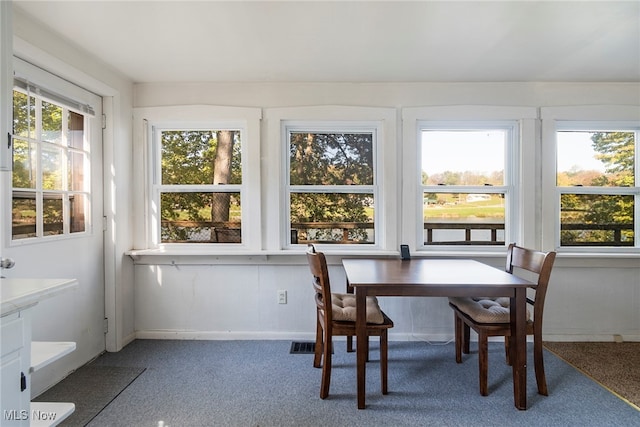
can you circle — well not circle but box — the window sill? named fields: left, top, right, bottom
left=125, top=247, right=640, bottom=267
left=126, top=248, right=400, bottom=265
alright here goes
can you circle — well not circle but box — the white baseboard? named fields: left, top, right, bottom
left=134, top=330, right=640, bottom=342
left=135, top=330, right=318, bottom=341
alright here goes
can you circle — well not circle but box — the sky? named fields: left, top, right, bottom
left=556, top=131, right=605, bottom=172
left=421, top=130, right=605, bottom=175
left=421, top=130, right=505, bottom=175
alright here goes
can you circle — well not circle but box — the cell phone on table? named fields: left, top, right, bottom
left=400, top=244, right=411, bottom=260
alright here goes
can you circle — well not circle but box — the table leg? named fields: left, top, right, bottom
left=356, top=289, right=367, bottom=409
left=511, top=287, right=527, bottom=410
left=346, top=279, right=354, bottom=352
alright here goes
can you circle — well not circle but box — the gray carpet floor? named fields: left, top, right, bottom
left=46, top=339, right=640, bottom=426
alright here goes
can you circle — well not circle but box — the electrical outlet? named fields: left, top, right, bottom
left=277, top=290, right=287, bottom=304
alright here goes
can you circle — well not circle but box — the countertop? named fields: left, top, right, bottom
left=1, top=278, right=78, bottom=317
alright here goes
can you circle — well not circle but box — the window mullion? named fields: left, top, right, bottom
left=35, top=97, right=44, bottom=238
left=62, top=107, right=69, bottom=235
left=289, top=185, right=374, bottom=193
left=158, top=184, right=242, bottom=193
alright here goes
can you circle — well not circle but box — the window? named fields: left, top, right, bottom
left=153, top=127, right=243, bottom=244
left=541, top=106, right=640, bottom=252
left=134, top=105, right=261, bottom=250
left=285, top=124, right=377, bottom=245
left=403, top=106, right=537, bottom=252
left=11, top=86, right=91, bottom=241
left=419, top=123, right=516, bottom=246
left=264, top=106, right=396, bottom=252
left=555, top=124, right=638, bottom=247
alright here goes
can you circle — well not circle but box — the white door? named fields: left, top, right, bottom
left=2, top=59, right=105, bottom=392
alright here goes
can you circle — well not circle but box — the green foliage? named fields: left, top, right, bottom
left=289, top=132, right=373, bottom=185
left=289, top=132, right=373, bottom=242
left=591, top=132, right=635, bottom=179
left=423, top=194, right=504, bottom=220
left=161, top=130, right=241, bottom=185
left=290, top=192, right=372, bottom=242
left=560, top=131, right=635, bottom=245
left=12, top=91, right=35, bottom=138
left=41, top=101, right=62, bottom=143
left=11, top=139, right=35, bottom=188
left=43, top=198, right=63, bottom=234
left=160, top=130, right=242, bottom=242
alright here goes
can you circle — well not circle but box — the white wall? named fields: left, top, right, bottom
left=131, top=82, right=640, bottom=343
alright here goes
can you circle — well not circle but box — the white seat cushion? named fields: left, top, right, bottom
left=449, top=297, right=531, bottom=324
left=331, top=293, right=385, bottom=324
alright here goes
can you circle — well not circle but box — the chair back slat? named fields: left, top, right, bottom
left=306, top=244, right=333, bottom=324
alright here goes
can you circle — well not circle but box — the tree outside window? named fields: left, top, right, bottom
left=12, top=89, right=89, bottom=240
left=287, top=129, right=376, bottom=245
left=157, top=129, right=242, bottom=243
left=557, top=130, right=636, bottom=247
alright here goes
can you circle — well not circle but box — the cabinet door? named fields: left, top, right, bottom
left=1, top=350, right=28, bottom=425
left=1, top=314, right=29, bottom=426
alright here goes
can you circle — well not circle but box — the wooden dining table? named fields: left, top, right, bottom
left=342, top=258, right=534, bottom=410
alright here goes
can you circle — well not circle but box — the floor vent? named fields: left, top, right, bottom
left=289, top=341, right=316, bottom=354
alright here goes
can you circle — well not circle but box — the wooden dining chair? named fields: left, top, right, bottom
left=448, top=243, right=556, bottom=396
left=306, top=244, right=394, bottom=399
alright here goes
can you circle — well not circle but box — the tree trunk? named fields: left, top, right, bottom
left=211, top=130, right=234, bottom=241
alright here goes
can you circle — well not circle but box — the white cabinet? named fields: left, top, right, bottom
left=1, top=312, right=30, bottom=425
left=1, top=279, right=78, bottom=426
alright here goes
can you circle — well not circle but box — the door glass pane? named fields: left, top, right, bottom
left=68, top=111, right=85, bottom=149
left=70, top=194, right=86, bottom=233
left=160, top=192, right=241, bottom=243
left=42, top=101, right=63, bottom=144
left=560, top=194, right=634, bottom=246
left=290, top=193, right=374, bottom=244
left=12, top=192, right=36, bottom=239
left=42, top=144, right=64, bottom=190
left=43, top=194, right=64, bottom=236
left=12, top=91, right=35, bottom=139
left=12, top=139, right=36, bottom=189
left=68, top=151, right=85, bottom=191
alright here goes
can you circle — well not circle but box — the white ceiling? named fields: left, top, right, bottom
left=13, top=0, right=640, bottom=84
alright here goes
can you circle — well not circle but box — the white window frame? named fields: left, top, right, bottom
left=284, top=122, right=380, bottom=248
left=9, top=58, right=99, bottom=245
left=132, top=105, right=262, bottom=252
left=541, top=105, right=640, bottom=253
left=418, top=121, right=518, bottom=248
left=402, top=106, right=538, bottom=254
left=264, top=106, right=397, bottom=252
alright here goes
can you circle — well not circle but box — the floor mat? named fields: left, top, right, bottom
left=544, top=341, right=640, bottom=410
left=32, top=365, right=146, bottom=426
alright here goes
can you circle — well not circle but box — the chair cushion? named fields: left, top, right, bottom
left=448, top=297, right=531, bottom=324
left=331, top=293, right=385, bottom=324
